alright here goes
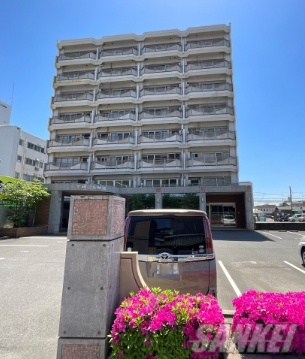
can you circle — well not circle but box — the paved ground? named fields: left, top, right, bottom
left=0, top=235, right=67, bottom=359
left=0, top=231, right=304, bottom=359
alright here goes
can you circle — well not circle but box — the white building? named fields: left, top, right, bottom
left=0, top=125, right=47, bottom=182
left=0, top=100, right=12, bottom=125
left=46, top=24, right=254, bottom=232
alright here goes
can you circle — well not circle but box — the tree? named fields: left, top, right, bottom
left=3, top=179, right=50, bottom=228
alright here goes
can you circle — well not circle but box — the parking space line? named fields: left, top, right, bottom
left=218, top=260, right=241, bottom=296
left=0, top=245, right=49, bottom=247
left=261, top=231, right=282, bottom=239
left=287, top=231, right=305, bottom=238
left=0, top=258, right=5, bottom=260
left=284, top=261, right=305, bottom=274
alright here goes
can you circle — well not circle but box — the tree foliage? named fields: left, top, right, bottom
left=3, top=179, right=50, bottom=228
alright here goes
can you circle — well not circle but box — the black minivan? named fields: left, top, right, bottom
left=124, top=209, right=217, bottom=296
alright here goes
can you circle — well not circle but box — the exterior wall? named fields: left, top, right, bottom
left=0, top=100, right=11, bottom=125
left=0, top=125, right=47, bottom=182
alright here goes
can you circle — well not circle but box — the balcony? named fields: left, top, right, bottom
left=139, top=107, right=182, bottom=120
left=48, top=138, right=90, bottom=148
left=185, top=38, right=230, bottom=51
left=187, top=155, right=237, bottom=167
left=93, top=135, right=135, bottom=146
left=141, top=85, right=181, bottom=97
left=187, top=104, right=234, bottom=117
left=91, top=159, right=135, bottom=170
left=56, top=71, right=95, bottom=82
left=95, top=110, right=136, bottom=123
left=100, top=47, right=138, bottom=57
left=185, top=82, right=233, bottom=95
left=45, top=161, right=89, bottom=171
left=57, top=51, right=97, bottom=62
left=53, top=92, right=94, bottom=103
left=97, top=88, right=137, bottom=100
left=98, top=67, right=137, bottom=78
left=139, top=158, right=182, bottom=169
left=187, top=128, right=236, bottom=141
left=49, top=113, right=92, bottom=125
left=142, top=43, right=182, bottom=54
left=138, top=131, right=182, bottom=144
left=141, top=63, right=181, bottom=75
left=186, top=59, right=231, bottom=72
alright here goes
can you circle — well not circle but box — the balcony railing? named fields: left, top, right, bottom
left=187, top=104, right=234, bottom=117
left=57, top=71, right=95, bottom=81
left=93, top=136, right=135, bottom=145
left=186, top=59, right=231, bottom=71
left=48, top=138, right=90, bottom=147
left=97, top=89, right=137, bottom=99
left=139, top=158, right=182, bottom=168
left=187, top=156, right=237, bottom=167
left=95, top=110, right=136, bottom=122
left=140, top=107, right=182, bottom=119
left=141, top=63, right=181, bottom=74
left=58, top=51, right=96, bottom=61
left=138, top=133, right=182, bottom=143
left=187, top=129, right=235, bottom=141
left=45, top=162, right=89, bottom=171
left=142, top=43, right=182, bottom=53
left=91, top=160, right=135, bottom=169
left=50, top=113, right=92, bottom=125
left=141, top=86, right=181, bottom=96
left=98, top=67, right=137, bottom=78
left=53, top=92, right=94, bottom=102
left=185, top=38, right=230, bottom=51
left=185, top=82, right=232, bottom=94
left=100, top=47, right=138, bottom=57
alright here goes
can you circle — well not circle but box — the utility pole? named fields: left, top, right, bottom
left=290, top=186, right=293, bottom=213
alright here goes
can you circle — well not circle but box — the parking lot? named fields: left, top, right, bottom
left=0, top=230, right=304, bottom=358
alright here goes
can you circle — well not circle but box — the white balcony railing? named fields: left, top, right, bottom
left=45, top=162, right=89, bottom=171
left=57, top=71, right=95, bottom=81
left=141, top=63, right=181, bottom=75
left=142, top=43, right=182, bottom=54
left=187, top=128, right=235, bottom=141
left=185, top=82, right=232, bottom=94
left=187, top=104, right=234, bottom=117
left=98, top=67, right=137, bottom=78
left=57, top=51, right=96, bottom=61
left=95, top=110, right=136, bottom=122
left=185, top=38, right=230, bottom=51
left=186, top=59, right=231, bottom=71
left=139, top=158, right=182, bottom=168
left=187, top=156, right=237, bottom=167
left=91, top=160, right=135, bottom=170
left=138, top=133, right=182, bottom=143
left=93, top=136, right=135, bottom=145
left=49, top=113, right=91, bottom=125
left=48, top=138, right=90, bottom=147
left=140, top=107, right=182, bottom=119
left=97, top=89, right=137, bottom=99
left=100, top=47, right=138, bottom=57
left=141, top=86, right=181, bottom=96
left=53, top=92, right=94, bottom=102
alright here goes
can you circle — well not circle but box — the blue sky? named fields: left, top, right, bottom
left=1, top=0, right=304, bottom=205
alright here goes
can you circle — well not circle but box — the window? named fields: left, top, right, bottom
left=19, top=139, right=23, bottom=146
left=27, top=142, right=45, bottom=153
left=17, top=155, right=22, bottom=162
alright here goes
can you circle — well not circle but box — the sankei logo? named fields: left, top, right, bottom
left=191, top=323, right=297, bottom=354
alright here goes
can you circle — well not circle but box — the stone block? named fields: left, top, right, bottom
left=58, top=239, right=123, bottom=338
left=67, top=195, right=125, bottom=241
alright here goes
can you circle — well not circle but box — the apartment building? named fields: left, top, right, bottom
left=46, top=24, right=254, bottom=232
left=0, top=100, right=11, bottom=125
left=0, top=125, right=47, bottom=182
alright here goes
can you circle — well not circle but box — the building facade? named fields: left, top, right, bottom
left=0, top=125, right=47, bottom=182
left=0, top=100, right=11, bottom=125
left=46, top=24, right=254, bottom=232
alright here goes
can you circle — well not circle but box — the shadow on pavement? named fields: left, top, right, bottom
left=212, top=230, right=274, bottom=242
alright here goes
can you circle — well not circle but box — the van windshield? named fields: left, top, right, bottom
left=126, top=215, right=206, bottom=255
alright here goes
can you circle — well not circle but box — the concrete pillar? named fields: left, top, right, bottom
left=56, top=195, right=125, bottom=359
left=245, top=187, right=255, bottom=230
left=155, top=191, right=162, bottom=209
left=199, top=192, right=206, bottom=212
left=48, top=190, right=62, bottom=234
